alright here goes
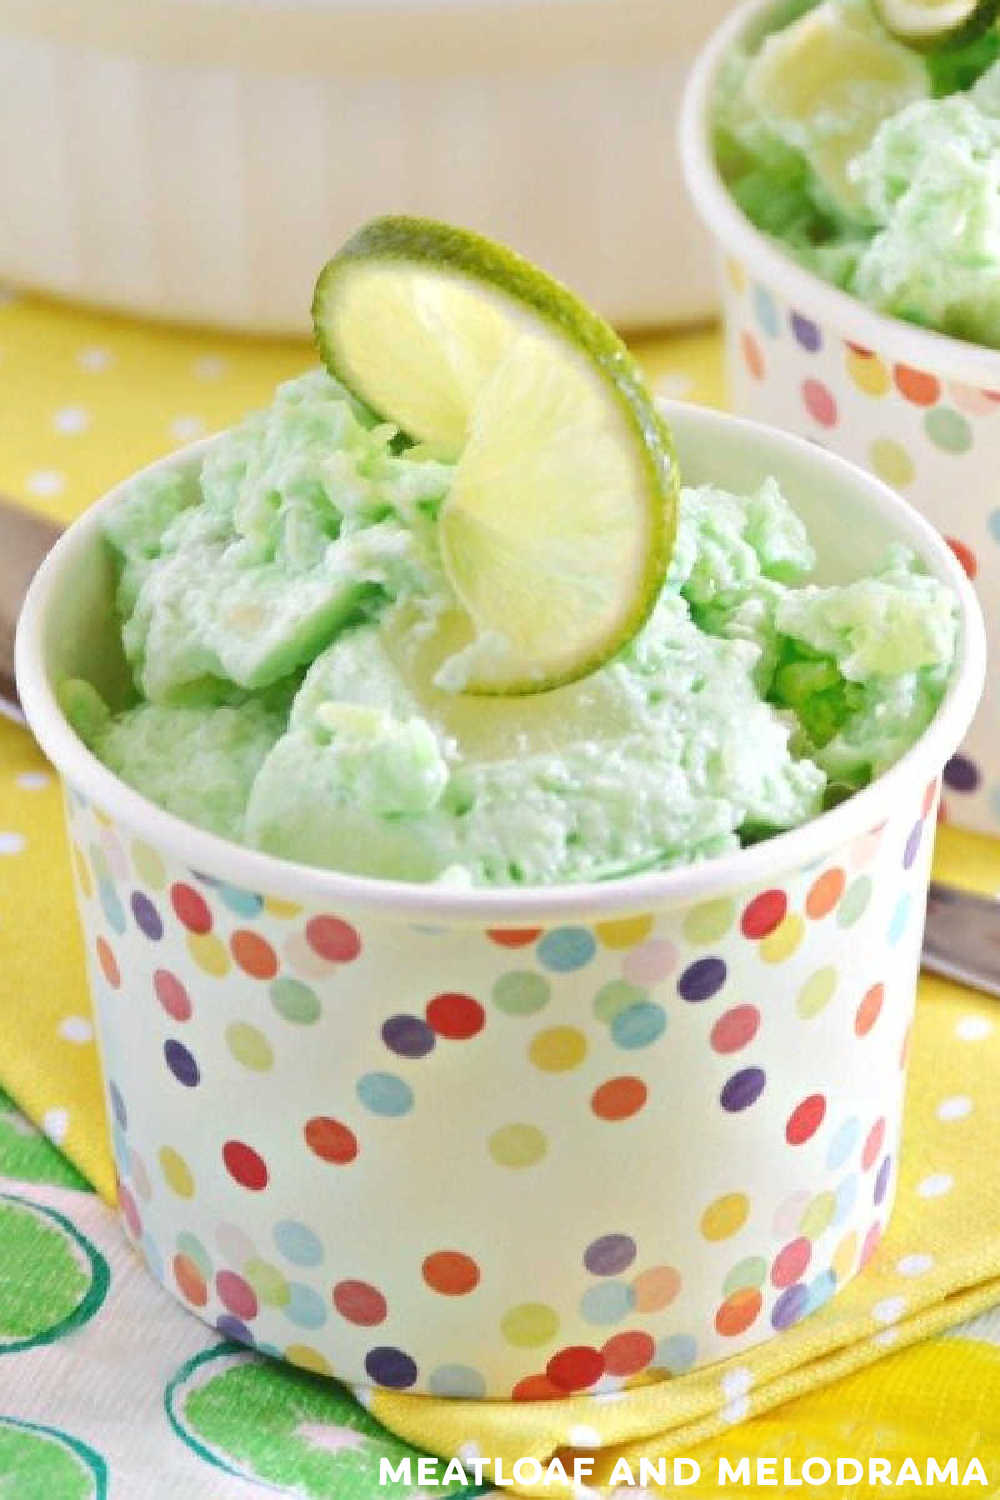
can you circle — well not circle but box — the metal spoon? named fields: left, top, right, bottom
left=0, top=495, right=995, bottom=996
left=924, top=883, right=1000, bottom=998
left=0, top=496, right=61, bottom=713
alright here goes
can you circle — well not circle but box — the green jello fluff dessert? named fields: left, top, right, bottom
left=61, top=221, right=958, bottom=888
left=62, top=368, right=956, bottom=886
left=715, top=0, right=1000, bottom=348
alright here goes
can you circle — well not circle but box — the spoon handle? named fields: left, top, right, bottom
left=0, top=498, right=62, bottom=703
left=923, top=881, right=1000, bottom=999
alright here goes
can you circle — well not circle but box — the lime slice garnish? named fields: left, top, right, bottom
left=746, top=1, right=929, bottom=215
left=312, top=217, right=677, bottom=695
left=874, top=0, right=997, bottom=44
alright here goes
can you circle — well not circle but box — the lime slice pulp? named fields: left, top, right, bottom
left=312, top=217, right=677, bottom=695
left=745, top=1, right=929, bottom=215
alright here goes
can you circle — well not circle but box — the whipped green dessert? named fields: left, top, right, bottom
left=715, top=0, right=1000, bottom=347
left=62, top=368, right=957, bottom=886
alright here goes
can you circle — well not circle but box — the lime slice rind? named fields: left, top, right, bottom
left=312, top=216, right=678, bottom=695
left=312, top=217, right=675, bottom=477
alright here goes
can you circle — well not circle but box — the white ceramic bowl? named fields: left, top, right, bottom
left=16, top=404, right=984, bottom=1399
left=681, top=0, right=1000, bottom=838
left=0, top=0, right=728, bottom=332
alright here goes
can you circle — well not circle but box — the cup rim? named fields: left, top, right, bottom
left=679, top=0, right=1000, bottom=388
left=15, top=401, right=985, bottom=924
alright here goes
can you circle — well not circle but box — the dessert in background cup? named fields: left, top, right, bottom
left=16, top=396, right=983, bottom=1395
left=681, top=0, right=1000, bottom=836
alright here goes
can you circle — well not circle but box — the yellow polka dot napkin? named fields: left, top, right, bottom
left=2, top=288, right=1000, bottom=1492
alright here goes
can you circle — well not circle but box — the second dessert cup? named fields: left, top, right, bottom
left=681, top=0, right=1000, bottom=839
left=16, top=402, right=984, bottom=1399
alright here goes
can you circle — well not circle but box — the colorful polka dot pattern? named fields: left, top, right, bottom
left=727, top=268, right=996, bottom=836
left=67, top=776, right=934, bottom=1398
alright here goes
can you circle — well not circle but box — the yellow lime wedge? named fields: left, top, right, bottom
left=746, top=1, right=929, bottom=215
left=312, top=217, right=677, bottom=694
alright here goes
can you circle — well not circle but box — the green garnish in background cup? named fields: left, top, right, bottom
left=874, top=0, right=998, bottom=46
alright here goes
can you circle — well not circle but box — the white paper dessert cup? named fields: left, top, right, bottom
left=16, top=404, right=984, bottom=1400
left=681, top=0, right=1000, bottom=838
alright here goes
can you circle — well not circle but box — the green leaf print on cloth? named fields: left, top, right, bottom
left=166, top=1346, right=481, bottom=1498
left=0, top=1092, right=89, bottom=1191
left=0, top=1417, right=107, bottom=1499
left=0, top=1195, right=109, bottom=1352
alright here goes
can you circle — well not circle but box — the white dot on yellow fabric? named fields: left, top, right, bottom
left=896, top=1253, right=933, bottom=1278
left=721, top=1395, right=750, bottom=1424
left=592, top=1376, right=626, bottom=1398
left=719, top=1367, right=753, bottom=1425
left=77, top=346, right=114, bottom=372
left=723, top=1368, right=752, bottom=1399
left=169, top=415, right=207, bottom=443
left=58, top=1016, right=94, bottom=1045
left=53, top=405, right=90, bottom=434
left=872, top=1326, right=901, bottom=1348
left=873, top=1296, right=906, bottom=1325
left=568, top=1425, right=602, bottom=1449
left=43, top=1107, right=68, bottom=1143
left=26, top=471, right=65, bottom=497
left=956, top=1015, right=992, bottom=1042
left=16, top=772, right=50, bottom=790
left=193, top=354, right=227, bottom=380
left=917, top=1173, right=954, bottom=1199
left=0, top=832, right=25, bottom=854
left=937, top=1095, right=973, bottom=1121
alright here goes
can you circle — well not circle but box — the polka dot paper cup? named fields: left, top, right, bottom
left=16, top=405, right=983, bottom=1399
left=681, top=0, right=1000, bottom=836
